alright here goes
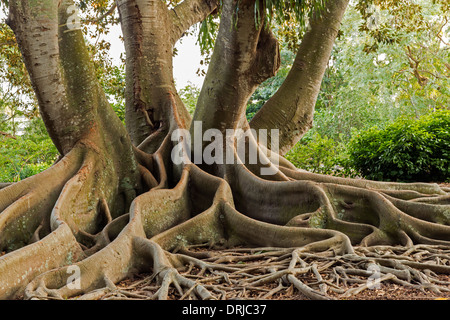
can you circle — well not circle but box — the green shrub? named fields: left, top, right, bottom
left=0, top=119, right=58, bottom=182
left=348, top=110, right=450, bottom=182
left=285, top=134, right=354, bottom=176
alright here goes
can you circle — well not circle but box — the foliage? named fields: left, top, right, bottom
left=178, top=82, right=200, bottom=116
left=0, top=22, right=39, bottom=129
left=246, top=0, right=449, bottom=140
left=0, top=118, right=58, bottom=182
left=348, top=110, right=450, bottom=182
left=102, top=64, right=126, bottom=122
left=252, top=0, right=330, bottom=52
left=246, top=48, right=295, bottom=121
left=196, top=0, right=332, bottom=57
left=271, top=0, right=450, bottom=180
left=312, top=0, right=449, bottom=141
left=284, top=133, right=354, bottom=176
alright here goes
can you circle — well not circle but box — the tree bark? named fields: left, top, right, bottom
left=0, top=0, right=449, bottom=301
left=170, top=0, right=219, bottom=44
left=118, top=0, right=219, bottom=148
left=193, top=0, right=280, bottom=136
left=5, top=0, right=141, bottom=250
left=250, top=0, right=350, bottom=155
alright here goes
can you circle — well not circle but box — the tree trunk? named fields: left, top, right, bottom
left=118, top=0, right=218, bottom=148
left=0, top=0, right=449, bottom=300
left=193, top=0, right=280, bottom=135
left=250, top=0, right=349, bottom=155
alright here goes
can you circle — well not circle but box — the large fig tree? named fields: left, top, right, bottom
left=0, top=0, right=449, bottom=300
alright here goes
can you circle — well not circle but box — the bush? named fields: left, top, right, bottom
left=0, top=118, right=59, bottom=182
left=348, top=110, right=450, bottom=182
left=285, top=134, right=354, bottom=176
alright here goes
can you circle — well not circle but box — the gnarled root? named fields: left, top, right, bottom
left=18, top=154, right=356, bottom=300
left=72, top=243, right=450, bottom=300
left=0, top=140, right=139, bottom=299
left=1, top=124, right=449, bottom=300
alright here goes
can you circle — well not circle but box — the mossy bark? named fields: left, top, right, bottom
left=250, top=0, right=350, bottom=155
left=0, top=0, right=449, bottom=300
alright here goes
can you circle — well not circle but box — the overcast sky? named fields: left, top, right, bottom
left=0, top=8, right=205, bottom=91
left=101, top=24, right=205, bottom=90
left=173, top=33, right=205, bottom=89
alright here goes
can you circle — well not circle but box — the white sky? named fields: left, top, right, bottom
left=107, top=24, right=205, bottom=90
left=0, top=7, right=205, bottom=92
left=173, top=33, right=205, bottom=89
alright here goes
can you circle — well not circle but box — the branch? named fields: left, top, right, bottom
left=170, top=0, right=219, bottom=44
left=249, top=0, right=350, bottom=155
left=436, top=16, right=449, bottom=46
left=0, top=131, right=16, bottom=140
left=405, top=46, right=429, bottom=87
left=192, top=0, right=277, bottom=135
left=8, top=0, right=114, bottom=154
left=84, top=3, right=117, bottom=24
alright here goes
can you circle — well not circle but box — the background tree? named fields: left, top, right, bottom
left=247, top=0, right=450, bottom=177
left=0, top=0, right=449, bottom=300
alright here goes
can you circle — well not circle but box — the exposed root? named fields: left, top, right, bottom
left=281, top=167, right=448, bottom=196
left=0, top=183, right=13, bottom=190
left=0, top=148, right=84, bottom=252
left=62, top=243, right=449, bottom=300
left=0, top=141, right=139, bottom=299
left=1, top=116, right=449, bottom=301
left=134, top=237, right=216, bottom=300
left=226, top=162, right=450, bottom=249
